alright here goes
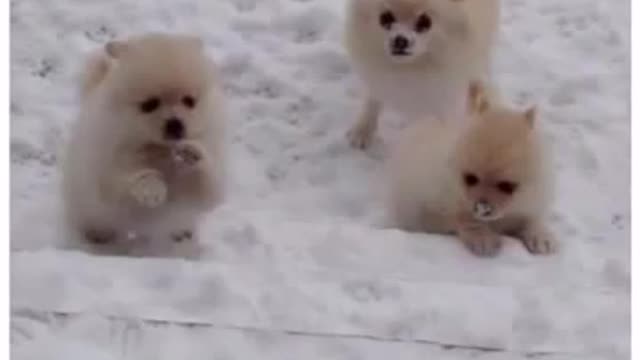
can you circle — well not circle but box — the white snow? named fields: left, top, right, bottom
left=10, top=0, right=630, bottom=359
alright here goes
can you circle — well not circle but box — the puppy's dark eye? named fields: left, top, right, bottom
left=182, top=95, right=196, bottom=109
left=415, top=14, right=432, bottom=33
left=139, top=97, right=160, bottom=113
left=463, top=172, right=479, bottom=187
left=496, top=181, right=518, bottom=194
left=379, top=10, right=396, bottom=30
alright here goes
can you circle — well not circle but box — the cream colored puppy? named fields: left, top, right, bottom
left=387, top=83, right=555, bottom=257
left=63, top=33, right=225, bottom=252
left=345, top=0, right=500, bottom=149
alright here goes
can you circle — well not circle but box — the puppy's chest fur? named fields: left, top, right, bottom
left=362, top=66, right=468, bottom=120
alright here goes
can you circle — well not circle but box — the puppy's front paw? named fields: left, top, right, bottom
left=522, top=226, right=556, bottom=255
left=172, top=141, right=204, bottom=168
left=347, top=121, right=376, bottom=150
left=84, top=228, right=117, bottom=244
left=461, top=232, right=503, bottom=258
left=171, top=230, right=193, bottom=243
left=129, top=169, right=167, bottom=208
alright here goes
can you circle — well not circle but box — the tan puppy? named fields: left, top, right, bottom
left=345, top=0, right=500, bottom=149
left=387, top=83, right=555, bottom=257
left=63, top=33, right=225, bottom=251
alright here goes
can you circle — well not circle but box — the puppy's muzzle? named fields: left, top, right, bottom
left=164, top=117, right=185, bottom=141
left=391, top=35, right=410, bottom=56
left=473, top=200, right=494, bottom=220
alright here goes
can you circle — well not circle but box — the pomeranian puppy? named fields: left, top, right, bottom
left=63, top=33, right=225, bottom=253
left=387, top=82, right=555, bottom=257
left=345, top=0, right=500, bottom=149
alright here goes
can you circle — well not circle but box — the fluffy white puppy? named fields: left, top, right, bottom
left=345, top=0, right=501, bottom=148
left=387, top=83, right=555, bottom=257
left=63, top=33, right=225, bottom=254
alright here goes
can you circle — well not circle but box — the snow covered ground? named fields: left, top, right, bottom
left=10, top=0, right=630, bottom=359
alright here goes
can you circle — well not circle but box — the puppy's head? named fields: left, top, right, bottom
left=349, top=0, right=468, bottom=65
left=102, top=33, right=217, bottom=144
left=454, top=83, right=541, bottom=222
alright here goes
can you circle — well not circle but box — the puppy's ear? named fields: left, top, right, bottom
left=468, top=81, right=489, bottom=115
left=523, top=106, right=537, bottom=128
left=105, top=41, right=128, bottom=59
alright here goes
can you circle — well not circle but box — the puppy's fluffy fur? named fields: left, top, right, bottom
left=345, top=0, right=500, bottom=148
left=63, top=33, right=225, bottom=251
left=387, top=83, right=555, bottom=257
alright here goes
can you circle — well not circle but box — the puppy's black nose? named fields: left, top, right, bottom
left=164, top=118, right=185, bottom=140
left=392, top=35, right=409, bottom=51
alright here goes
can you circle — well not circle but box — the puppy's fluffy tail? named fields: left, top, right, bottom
left=79, top=50, right=111, bottom=98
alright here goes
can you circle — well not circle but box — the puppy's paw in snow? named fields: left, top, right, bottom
left=521, top=224, right=556, bottom=255
left=84, top=228, right=117, bottom=244
left=462, top=232, right=503, bottom=257
left=457, top=218, right=503, bottom=257
left=347, top=120, right=377, bottom=150
left=128, top=169, right=167, bottom=208
left=172, top=141, right=204, bottom=169
left=171, top=229, right=194, bottom=243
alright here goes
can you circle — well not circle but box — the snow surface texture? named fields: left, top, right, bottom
left=10, top=0, right=630, bottom=359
